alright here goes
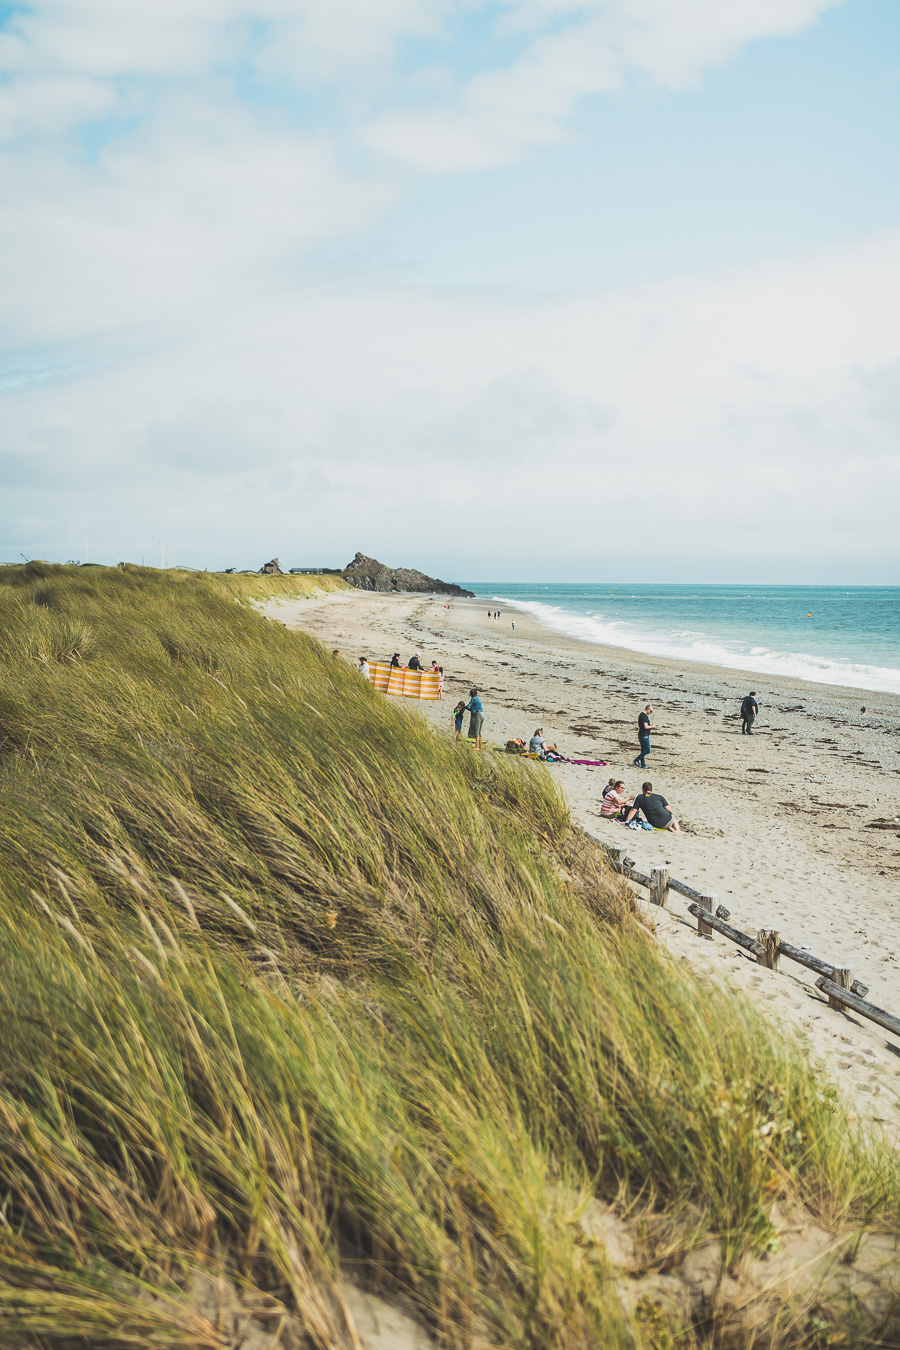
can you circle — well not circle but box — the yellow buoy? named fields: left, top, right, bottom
left=807, top=613, right=811, bottom=617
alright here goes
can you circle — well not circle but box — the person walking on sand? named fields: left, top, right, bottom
left=634, top=704, right=656, bottom=769
left=465, top=688, right=484, bottom=750
left=740, top=691, right=759, bottom=735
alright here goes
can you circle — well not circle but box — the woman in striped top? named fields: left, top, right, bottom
left=600, top=781, right=632, bottom=819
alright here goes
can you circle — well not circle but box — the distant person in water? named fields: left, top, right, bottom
left=634, top=704, right=656, bottom=769
left=465, top=688, right=484, bottom=750
left=626, top=782, right=682, bottom=832
left=453, top=701, right=466, bottom=741
left=740, top=691, right=759, bottom=735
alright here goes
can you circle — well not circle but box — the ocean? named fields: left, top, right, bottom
left=464, top=584, right=900, bottom=695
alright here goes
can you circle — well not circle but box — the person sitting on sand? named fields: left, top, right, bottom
left=626, top=782, right=682, bottom=833
left=358, top=657, right=370, bottom=679
left=529, top=728, right=562, bottom=760
left=600, top=781, right=632, bottom=819
left=453, top=701, right=466, bottom=741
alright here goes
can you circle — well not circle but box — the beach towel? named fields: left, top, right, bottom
left=561, top=757, right=609, bottom=767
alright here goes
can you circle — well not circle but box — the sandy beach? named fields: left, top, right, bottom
left=264, top=587, right=900, bottom=1133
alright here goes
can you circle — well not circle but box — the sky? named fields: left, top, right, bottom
left=0, top=0, right=898, bottom=582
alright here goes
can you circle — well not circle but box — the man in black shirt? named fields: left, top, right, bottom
left=634, top=703, right=656, bottom=768
left=740, top=691, right=759, bottom=735
left=626, top=782, right=682, bottom=832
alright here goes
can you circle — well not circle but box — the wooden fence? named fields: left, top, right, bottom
left=586, top=831, right=900, bottom=1044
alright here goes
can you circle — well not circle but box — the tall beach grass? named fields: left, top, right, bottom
left=0, top=562, right=897, bottom=1349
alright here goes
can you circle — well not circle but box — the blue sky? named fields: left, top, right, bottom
left=373, top=0, right=900, bottom=290
left=0, top=0, right=898, bottom=580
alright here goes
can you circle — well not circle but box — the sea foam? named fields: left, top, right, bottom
left=492, top=596, right=900, bottom=695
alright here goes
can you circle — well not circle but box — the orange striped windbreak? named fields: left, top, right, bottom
left=369, top=663, right=440, bottom=700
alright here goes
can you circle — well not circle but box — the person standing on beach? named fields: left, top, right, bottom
left=465, top=688, right=484, bottom=750
left=453, top=701, right=466, bottom=741
left=740, top=691, right=759, bottom=735
left=634, top=704, right=656, bottom=769
left=358, top=657, right=370, bottom=680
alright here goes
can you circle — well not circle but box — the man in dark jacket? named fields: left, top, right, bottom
left=740, top=692, right=759, bottom=735
left=634, top=704, right=655, bottom=768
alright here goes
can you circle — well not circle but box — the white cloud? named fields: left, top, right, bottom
left=2, top=229, right=899, bottom=573
left=0, top=0, right=854, bottom=345
left=0, top=98, right=394, bottom=343
left=365, top=0, right=846, bottom=171
left=2, top=0, right=892, bottom=578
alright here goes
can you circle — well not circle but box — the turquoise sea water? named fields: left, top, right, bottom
left=464, top=584, right=900, bottom=695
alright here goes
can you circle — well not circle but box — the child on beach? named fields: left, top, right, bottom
left=453, top=701, right=466, bottom=740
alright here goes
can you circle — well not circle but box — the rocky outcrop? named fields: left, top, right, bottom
left=343, top=552, right=474, bottom=597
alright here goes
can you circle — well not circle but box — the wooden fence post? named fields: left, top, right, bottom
left=829, top=965, right=852, bottom=1010
left=607, top=845, right=627, bottom=871
left=757, top=929, right=780, bottom=971
left=697, top=893, right=716, bottom=938
left=649, top=867, right=670, bottom=909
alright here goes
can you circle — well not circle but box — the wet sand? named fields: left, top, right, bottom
left=262, top=588, right=900, bottom=1134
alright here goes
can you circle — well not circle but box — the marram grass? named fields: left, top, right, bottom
left=0, top=562, right=896, bottom=1349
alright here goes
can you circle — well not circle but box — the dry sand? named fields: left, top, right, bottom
left=262, top=588, right=900, bottom=1135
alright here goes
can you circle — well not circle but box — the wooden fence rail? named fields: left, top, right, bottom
left=815, top=979, right=900, bottom=1038
left=585, top=829, right=886, bottom=1039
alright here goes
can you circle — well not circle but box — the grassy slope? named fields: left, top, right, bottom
left=0, top=563, right=896, bottom=1350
